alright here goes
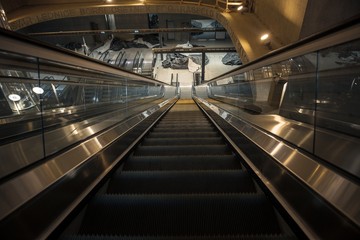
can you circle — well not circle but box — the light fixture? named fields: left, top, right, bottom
left=32, top=86, right=44, bottom=94
left=106, top=0, right=112, bottom=3
left=237, top=6, right=243, bottom=11
left=260, top=33, right=272, bottom=50
left=8, top=94, right=21, bottom=101
left=260, top=34, right=269, bottom=41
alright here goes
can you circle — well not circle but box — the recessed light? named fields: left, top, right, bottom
left=260, top=34, right=269, bottom=41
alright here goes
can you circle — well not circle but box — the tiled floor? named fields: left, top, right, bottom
left=89, top=38, right=241, bottom=99
left=153, top=39, right=241, bottom=98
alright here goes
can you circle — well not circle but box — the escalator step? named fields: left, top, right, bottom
left=156, top=122, right=212, bottom=126
left=141, top=137, right=224, bottom=146
left=107, top=170, right=256, bottom=194
left=79, top=194, right=281, bottom=236
left=148, top=132, right=219, bottom=138
left=159, top=118, right=209, bottom=121
left=157, top=122, right=210, bottom=126
left=123, top=155, right=241, bottom=171
left=151, top=127, right=215, bottom=133
left=63, top=234, right=297, bottom=240
left=134, top=145, right=231, bottom=156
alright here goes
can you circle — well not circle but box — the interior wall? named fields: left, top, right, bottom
left=1, top=0, right=24, bottom=13
left=114, top=14, right=149, bottom=30
left=18, top=15, right=108, bottom=47
left=254, top=0, right=308, bottom=45
left=157, top=14, right=208, bottom=42
left=299, top=0, right=360, bottom=38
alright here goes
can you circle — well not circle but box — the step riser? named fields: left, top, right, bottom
left=141, top=138, right=224, bottom=146
left=134, top=146, right=231, bottom=156
left=80, top=195, right=281, bottom=236
left=108, top=171, right=256, bottom=194
left=123, top=156, right=242, bottom=171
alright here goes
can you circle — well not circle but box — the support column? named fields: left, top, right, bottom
left=0, top=3, right=11, bottom=30
left=201, top=51, right=205, bottom=83
left=159, top=33, right=164, bottom=60
left=105, top=14, right=116, bottom=31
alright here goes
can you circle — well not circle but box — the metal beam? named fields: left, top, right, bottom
left=152, top=47, right=236, bottom=53
left=27, top=27, right=226, bottom=37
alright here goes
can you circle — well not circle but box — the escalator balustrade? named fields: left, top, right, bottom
left=62, top=99, right=296, bottom=239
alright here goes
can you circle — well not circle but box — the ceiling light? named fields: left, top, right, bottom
left=106, top=0, right=112, bottom=3
left=32, top=87, right=44, bottom=94
left=8, top=94, right=21, bottom=101
left=260, top=34, right=269, bottom=41
left=237, top=6, right=243, bottom=11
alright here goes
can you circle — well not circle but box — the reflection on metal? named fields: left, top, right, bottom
left=7, top=94, right=20, bottom=101
left=199, top=22, right=360, bottom=178
left=203, top=95, right=315, bottom=151
left=32, top=86, right=44, bottom=94
left=0, top=97, right=177, bottom=222
left=0, top=29, right=179, bottom=181
left=0, top=98, right=164, bottom=179
left=314, top=130, right=360, bottom=177
left=194, top=96, right=360, bottom=230
left=0, top=3, right=10, bottom=30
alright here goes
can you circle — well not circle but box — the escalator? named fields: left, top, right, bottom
left=60, top=99, right=297, bottom=239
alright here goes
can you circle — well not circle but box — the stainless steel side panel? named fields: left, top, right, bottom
left=204, top=98, right=315, bottom=152
left=194, top=96, right=360, bottom=228
left=315, top=129, right=360, bottom=177
left=0, top=135, right=44, bottom=177
left=0, top=97, right=177, bottom=221
left=0, top=99, right=162, bottom=179
left=203, top=98, right=360, bottom=179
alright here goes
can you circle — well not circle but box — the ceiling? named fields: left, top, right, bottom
left=4, top=0, right=355, bottom=62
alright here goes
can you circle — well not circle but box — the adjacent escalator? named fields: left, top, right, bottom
left=61, top=99, right=297, bottom=239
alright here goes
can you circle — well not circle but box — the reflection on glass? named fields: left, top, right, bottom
left=32, top=87, right=44, bottom=94
left=317, top=39, right=360, bottom=137
left=204, top=51, right=319, bottom=152
left=8, top=93, right=21, bottom=101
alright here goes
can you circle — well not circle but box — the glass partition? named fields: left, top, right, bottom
left=195, top=38, right=360, bottom=178
left=0, top=47, right=177, bottom=179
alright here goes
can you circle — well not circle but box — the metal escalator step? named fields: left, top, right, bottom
left=159, top=117, right=208, bottom=120
left=63, top=234, right=297, bottom=240
left=148, top=132, right=219, bottom=138
left=155, top=123, right=213, bottom=128
left=141, top=137, right=224, bottom=146
left=123, top=155, right=241, bottom=171
left=151, top=127, right=215, bottom=133
left=158, top=121, right=210, bottom=125
left=107, top=170, right=256, bottom=194
left=134, top=145, right=231, bottom=156
left=156, top=122, right=213, bottom=128
left=79, top=194, right=282, bottom=236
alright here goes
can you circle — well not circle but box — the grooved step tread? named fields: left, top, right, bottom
left=148, top=132, right=220, bottom=138
left=79, top=194, right=282, bottom=236
left=134, top=145, right=231, bottom=156
left=151, top=128, right=215, bottom=133
left=141, top=137, right=224, bottom=146
left=123, top=155, right=241, bottom=171
left=63, top=101, right=296, bottom=240
left=155, top=124, right=213, bottom=128
left=63, top=234, right=297, bottom=240
left=107, top=170, right=256, bottom=194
